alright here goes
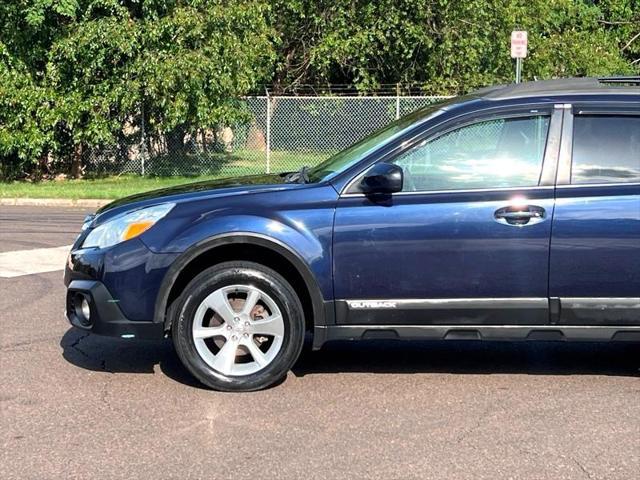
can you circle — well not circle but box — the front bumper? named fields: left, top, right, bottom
left=65, top=235, right=178, bottom=324
left=66, top=280, right=164, bottom=340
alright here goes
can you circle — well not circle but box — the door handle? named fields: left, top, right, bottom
left=494, top=205, right=546, bottom=226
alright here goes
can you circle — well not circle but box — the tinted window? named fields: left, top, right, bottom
left=572, top=115, right=640, bottom=184
left=391, top=115, right=549, bottom=191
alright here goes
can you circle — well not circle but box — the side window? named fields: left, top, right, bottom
left=391, top=115, right=550, bottom=192
left=572, top=115, right=640, bottom=185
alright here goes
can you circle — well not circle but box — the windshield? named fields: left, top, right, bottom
left=307, top=99, right=450, bottom=183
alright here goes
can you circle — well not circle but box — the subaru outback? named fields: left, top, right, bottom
left=65, top=77, right=640, bottom=391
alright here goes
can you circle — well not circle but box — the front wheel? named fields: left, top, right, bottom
left=171, top=261, right=306, bottom=392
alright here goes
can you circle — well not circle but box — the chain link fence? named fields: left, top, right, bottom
left=84, top=95, right=451, bottom=178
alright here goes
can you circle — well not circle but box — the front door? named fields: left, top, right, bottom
left=333, top=107, right=561, bottom=325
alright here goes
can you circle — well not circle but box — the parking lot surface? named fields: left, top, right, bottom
left=1, top=206, right=639, bottom=479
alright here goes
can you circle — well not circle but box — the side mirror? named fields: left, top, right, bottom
left=359, top=163, right=403, bottom=194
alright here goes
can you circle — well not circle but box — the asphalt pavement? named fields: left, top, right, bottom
left=1, top=206, right=639, bottom=479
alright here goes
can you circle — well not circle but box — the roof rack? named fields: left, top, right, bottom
left=477, top=77, right=640, bottom=100
left=598, top=76, right=640, bottom=85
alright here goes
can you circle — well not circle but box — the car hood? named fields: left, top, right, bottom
left=93, top=173, right=299, bottom=224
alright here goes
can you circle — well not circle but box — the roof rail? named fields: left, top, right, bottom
left=598, top=76, right=640, bottom=85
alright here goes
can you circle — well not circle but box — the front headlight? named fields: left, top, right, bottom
left=82, top=203, right=175, bottom=249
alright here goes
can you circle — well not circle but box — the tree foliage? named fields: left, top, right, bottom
left=271, top=0, right=639, bottom=93
left=1, top=0, right=274, bottom=178
left=0, top=0, right=638, bottom=179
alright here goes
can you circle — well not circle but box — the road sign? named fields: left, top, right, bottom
left=511, top=31, right=528, bottom=58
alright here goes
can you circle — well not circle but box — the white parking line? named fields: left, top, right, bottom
left=0, top=245, right=72, bottom=278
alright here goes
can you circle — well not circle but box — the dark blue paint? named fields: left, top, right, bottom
left=333, top=190, right=555, bottom=300
left=68, top=239, right=178, bottom=320
left=550, top=185, right=640, bottom=297
left=65, top=90, right=640, bottom=328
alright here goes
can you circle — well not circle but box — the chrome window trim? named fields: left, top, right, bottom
left=576, top=110, right=640, bottom=116
left=559, top=107, right=640, bottom=186
left=340, top=185, right=555, bottom=198
left=556, top=182, right=640, bottom=189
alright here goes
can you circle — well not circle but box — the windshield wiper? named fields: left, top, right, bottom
left=283, top=165, right=311, bottom=184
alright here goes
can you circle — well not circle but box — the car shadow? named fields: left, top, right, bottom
left=293, top=339, right=640, bottom=378
left=60, top=327, right=208, bottom=390
left=60, top=328, right=640, bottom=391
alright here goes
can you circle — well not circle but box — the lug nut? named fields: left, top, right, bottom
left=234, top=317, right=240, bottom=323
left=226, top=325, right=232, bottom=330
left=232, top=335, right=238, bottom=341
left=244, top=321, right=250, bottom=326
left=243, top=333, right=249, bottom=338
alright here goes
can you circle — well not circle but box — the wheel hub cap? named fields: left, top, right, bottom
left=191, top=285, right=285, bottom=377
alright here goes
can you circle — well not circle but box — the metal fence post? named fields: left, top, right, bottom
left=265, top=90, right=271, bottom=174
left=140, top=102, right=146, bottom=176
left=395, top=83, right=401, bottom=120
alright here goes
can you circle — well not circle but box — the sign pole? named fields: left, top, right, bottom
left=265, top=88, right=271, bottom=174
left=510, top=30, right=527, bottom=84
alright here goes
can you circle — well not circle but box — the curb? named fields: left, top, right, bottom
left=0, top=198, right=111, bottom=208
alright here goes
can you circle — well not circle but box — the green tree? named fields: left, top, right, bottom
left=270, top=0, right=639, bottom=93
left=1, top=0, right=638, bottom=179
left=0, top=0, right=274, bottom=179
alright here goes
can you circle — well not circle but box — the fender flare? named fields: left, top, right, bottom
left=153, top=232, right=329, bottom=330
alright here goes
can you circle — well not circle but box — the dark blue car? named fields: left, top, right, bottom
left=65, top=77, right=640, bottom=391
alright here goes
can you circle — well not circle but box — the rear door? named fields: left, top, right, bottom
left=550, top=105, right=640, bottom=324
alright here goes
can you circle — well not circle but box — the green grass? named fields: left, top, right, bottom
left=0, top=150, right=332, bottom=200
left=0, top=175, right=225, bottom=200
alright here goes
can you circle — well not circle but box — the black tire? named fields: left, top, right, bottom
left=171, top=261, right=305, bottom=392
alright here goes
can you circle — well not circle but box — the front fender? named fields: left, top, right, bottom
left=155, top=209, right=332, bottom=287
left=152, top=232, right=332, bottom=332
left=140, top=185, right=337, bottom=329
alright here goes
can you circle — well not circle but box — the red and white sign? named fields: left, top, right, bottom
left=511, top=31, right=528, bottom=58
